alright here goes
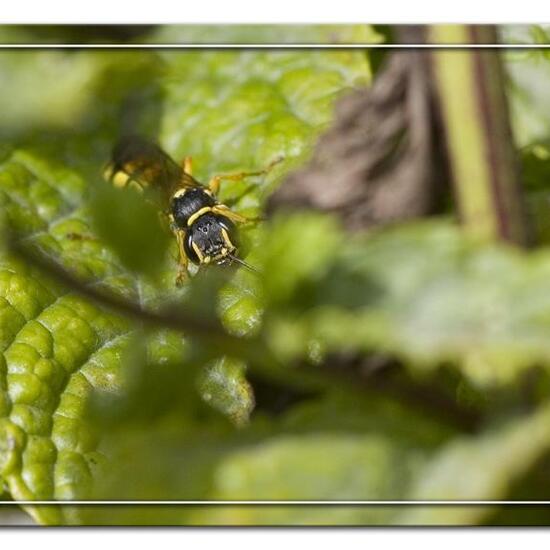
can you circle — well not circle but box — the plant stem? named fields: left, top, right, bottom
left=429, top=25, right=530, bottom=246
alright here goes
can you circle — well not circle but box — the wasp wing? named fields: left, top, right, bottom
left=104, top=135, right=203, bottom=205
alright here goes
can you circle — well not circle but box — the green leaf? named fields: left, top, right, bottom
left=71, top=388, right=453, bottom=525
left=184, top=390, right=452, bottom=525
left=505, top=30, right=550, bottom=147
left=0, top=51, right=100, bottom=134
left=261, top=215, right=550, bottom=387
left=0, top=257, right=130, bottom=524
left=158, top=47, right=371, bottom=211
left=259, top=213, right=341, bottom=308
left=0, top=35, right=374, bottom=525
left=89, top=181, right=171, bottom=279
left=199, top=357, right=254, bottom=427
left=397, top=402, right=550, bottom=525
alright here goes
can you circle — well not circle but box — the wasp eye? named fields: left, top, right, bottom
left=184, top=231, right=200, bottom=264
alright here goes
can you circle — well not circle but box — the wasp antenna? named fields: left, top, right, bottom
left=228, top=254, right=262, bottom=275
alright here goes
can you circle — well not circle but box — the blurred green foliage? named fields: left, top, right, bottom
left=504, top=28, right=550, bottom=246
left=3, top=24, right=550, bottom=526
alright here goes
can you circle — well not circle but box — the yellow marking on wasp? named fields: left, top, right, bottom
left=103, top=164, right=114, bottom=181
left=174, top=228, right=189, bottom=283
left=212, top=204, right=257, bottom=225
left=211, top=246, right=228, bottom=260
left=111, top=171, right=131, bottom=188
left=220, top=228, right=235, bottom=251
left=192, top=241, right=204, bottom=263
left=173, top=188, right=187, bottom=199
left=183, top=157, right=193, bottom=175
left=128, top=180, right=144, bottom=193
left=187, top=206, right=213, bottom=227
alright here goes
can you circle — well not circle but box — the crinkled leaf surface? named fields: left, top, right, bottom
left=0, top=150, right=134, bottom=524
left=0, top=32, right=373, bottom=524
left=158, top=47, right=371, bottom=209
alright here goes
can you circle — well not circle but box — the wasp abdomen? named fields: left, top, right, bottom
left=171, top=188, right=216, bottom=227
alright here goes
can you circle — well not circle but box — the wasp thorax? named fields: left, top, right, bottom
left=171, top=188, right=216, bottom=228
left=184, top=213, right=238, bottom=265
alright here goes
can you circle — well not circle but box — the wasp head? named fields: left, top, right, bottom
left=184, top=212, right=238, bottom=266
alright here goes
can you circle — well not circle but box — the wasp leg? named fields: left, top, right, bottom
left=207, top=156, right=284, bottom=195
left=181, top=156, right=193, bottom=175
left=174, top=228, right=190, bottom=287
left=212, top=204, right=264, bottom=225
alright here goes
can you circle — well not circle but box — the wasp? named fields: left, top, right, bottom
left=103, top=136, right=279, bottom=285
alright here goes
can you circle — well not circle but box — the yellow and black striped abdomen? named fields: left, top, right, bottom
left=103, top=135, right=184, bottom=201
